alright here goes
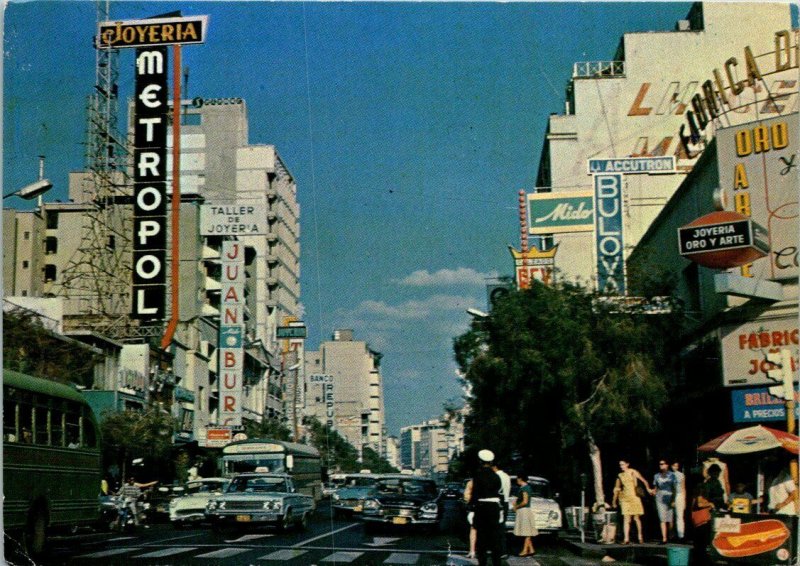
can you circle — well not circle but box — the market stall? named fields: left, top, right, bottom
left=697, top=425, right=799, bottom=565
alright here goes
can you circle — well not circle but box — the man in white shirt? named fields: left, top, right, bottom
left=492, top=463, right=512, bottom=557
left=671, top=462, right=686, bottom=541
left=769, top=467, right=798, bottom=515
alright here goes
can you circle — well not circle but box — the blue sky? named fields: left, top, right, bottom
left=4, top=1, right=700, bottom=435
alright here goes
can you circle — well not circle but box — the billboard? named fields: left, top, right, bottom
left=219, top=241, right=246, bottom=426
left=593, top=174, right=625, bottom=294
left=97, top=16, right=208, bottom=49
left=717, top=114, right=799, bottom=281
left=309, top=374, right=334, bottom=428
left=527, top=191, right=594, bottom=234
left=200, top=203, right=268, bottom=236
left=509, top=246, right=557, bottom=288
left=131, top=47, right=168, bottom=319
left=720, top=317, right=798, bottom=387
left=588, top=156, right=676, bottom=175
left=731, top=387, right=800, bottom=423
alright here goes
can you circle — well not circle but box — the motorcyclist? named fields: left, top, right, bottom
left=117, top=477, right=158, bottom=527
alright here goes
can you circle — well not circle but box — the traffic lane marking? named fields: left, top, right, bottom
left=293, top=522, right=360, bottom=547
left=140, top=532, right=206, bottom=544
left=384, top=552, right=420, bottom=564
left=321, top=551, right=363, bottom=562
left=134, top=547, right=197, bottom=558
left=76, top=547, right=137, bottom=558
left=194, top=547, right=251, bottom=558
left=257, top=548, right=308, bottom=560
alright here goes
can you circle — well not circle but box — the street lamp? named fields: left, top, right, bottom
left=466, top=308, right=489, bottom=319
left=4, top=157, right=54, bottom=207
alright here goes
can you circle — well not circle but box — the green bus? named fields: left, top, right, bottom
left=3, top=369, right=101, bottom=555
left=220, top=438, right=323, bottom=501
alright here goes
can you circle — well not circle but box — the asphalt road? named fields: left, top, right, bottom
left=7, top=501, right=587, bottom=566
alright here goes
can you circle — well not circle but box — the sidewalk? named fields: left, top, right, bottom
left=558, top=531, right=693, bottom=566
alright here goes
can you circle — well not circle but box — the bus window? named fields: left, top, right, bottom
left=3, top=397, right=18, bottom=441
left=82, top=411, right=97, bottom=448
left=35, top=406, right=49, bottom=445
left=51, top=407, right=64, bottom=447
left=65, top=410, right=80, bottom=447
left=19, top=403, right=33, bottom=443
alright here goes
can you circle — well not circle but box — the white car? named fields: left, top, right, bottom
left=504, top=476, right=563, bottom=533
left=169, top=478, right=229, bottom=527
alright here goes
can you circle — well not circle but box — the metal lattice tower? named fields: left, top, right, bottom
left=57, top=0, right=139, bottom=337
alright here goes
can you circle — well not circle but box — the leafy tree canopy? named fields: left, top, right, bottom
left=454, top=280, right=682, bottom=485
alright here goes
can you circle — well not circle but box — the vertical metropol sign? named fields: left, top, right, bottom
left=95, top=15, right=208, bottom=319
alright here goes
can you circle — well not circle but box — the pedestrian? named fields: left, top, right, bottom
left=512, top=474, right=537, bottom=556
left=768, top=460, right=798, bottom=515
left=463, top=478, right=477, bottom=560
left=467, top=449, right=504, bottom=566
left=690, top=480, right=714, bottom=566
left=728, top=481, right=756, bottom=514
left=671, top=461, right=686, bottom=541
left=492, top=461, right=511, bottom=557
left=650, top=459, right=677, bottom=544
left=611, top=459, right=651, bottom=544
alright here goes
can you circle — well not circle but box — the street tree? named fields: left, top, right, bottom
left=453, top=280, right=681, bottom=506
left=100, top=406, right=177, bottom=481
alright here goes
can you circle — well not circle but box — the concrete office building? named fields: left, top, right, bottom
left=304, top=329, right=385, bottom=456
left=3, top=97, right=301, bottom=445
left=533, top=2, right=794, bottom=289
left=399, top=418, right=463, bottom=476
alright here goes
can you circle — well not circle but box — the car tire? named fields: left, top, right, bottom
left=279, top=510, right=294, bottom=532
left=298, top=512, right=309, bottom=531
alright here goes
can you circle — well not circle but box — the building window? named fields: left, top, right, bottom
left=46, top=212, right=58, bottom=230
left=21, top=290, right=27, bottom=297
left=107, top=235, right=115, bottom=250
left=45, top=237, right=58, bottom=254
left=23, top=231, right=30, bottom=240
left=21, top=261, right=29, bottom=269
left=43, top=264, right=57, bottom=282
left=181, top=113, right=202, bottom=126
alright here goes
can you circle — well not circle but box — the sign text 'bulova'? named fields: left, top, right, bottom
left=132, top=47, right=168, bottom=319
left=97, top=16, right=208, bottom=49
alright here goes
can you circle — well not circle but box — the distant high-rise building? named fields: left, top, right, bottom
left=304, top=329, right=385, bottom=456
left=399, top=416, right=464, bottom=476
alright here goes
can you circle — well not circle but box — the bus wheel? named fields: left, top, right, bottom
left=24, top=508, right=48, bottom=557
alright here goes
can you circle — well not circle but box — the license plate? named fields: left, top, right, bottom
left=392, top=517, right=407, bottom=525
left=354, top=506, right=363, bottom=512
left=236, top=515, right=251, bottom=522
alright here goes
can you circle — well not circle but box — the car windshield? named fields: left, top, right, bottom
left=375, top=479, right=437, bottom=497
left=187, top=480, right=227, bottom=495
left=228, top=476, right=289, bottom=493
left=343, top=477, right=376, bottom=487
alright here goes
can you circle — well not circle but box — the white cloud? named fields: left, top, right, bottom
left=393, top=267, right=498, bottom=287
left=354, top=294, right=477, bottom=320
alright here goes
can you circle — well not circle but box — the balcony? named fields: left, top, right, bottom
left=572, top=61, right=624, bottom=79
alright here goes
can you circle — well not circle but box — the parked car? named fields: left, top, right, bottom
left=504, top=476, right=563, bottom=533
left=438, top=482, right=464, bottom=500
left=361, top=475, right=441, bottom=531
left=206, top=473, right=314, bottom=532
left=169, top=478, right=229, bottom=527
left=331, top=475, right=378, bottom=518
left=147, top=483, right=184, bottom=522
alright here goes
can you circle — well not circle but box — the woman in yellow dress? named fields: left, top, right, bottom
left=612, top=459, right=652, bottom=544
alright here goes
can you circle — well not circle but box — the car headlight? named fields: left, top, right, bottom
left=207, top=500, right=217, bottom=511
left=262, top=500, right=283, bottom=510
left=363, top=499, right=381, bottom=510
left=169, top=499, right=178, bottom=508
left=549, top=510, right=560, bottom=521
left=421, top=502, right=438, bottom=514
left=332, top=493, right=340, bottom=501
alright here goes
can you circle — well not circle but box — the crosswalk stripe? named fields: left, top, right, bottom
left=77, top=547, right=136, bottom=558
left=384, top=552, right=420, bottom=564
left=258, top=549, right=309, bottom=561
left=320, top=551, right=363, bottom=562
left=134, top=547, right=197, bottom=558
left=225, top=534, right=273, bottom=542
left=195, top=547, right=251, bottom=559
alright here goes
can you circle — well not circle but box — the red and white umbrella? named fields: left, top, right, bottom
left=698, top=425, right=799, bottom=455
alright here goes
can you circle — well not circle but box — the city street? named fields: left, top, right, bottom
left=19, top=501, right=589, bottom=566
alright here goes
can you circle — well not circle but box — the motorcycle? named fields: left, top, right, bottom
left=108, top=495, right=147, bottom=532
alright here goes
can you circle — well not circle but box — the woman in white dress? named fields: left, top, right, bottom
left=513, top=475, right=538, bottom=557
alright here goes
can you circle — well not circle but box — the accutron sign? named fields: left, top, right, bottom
left=132, top=47, right=168, bottom=319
